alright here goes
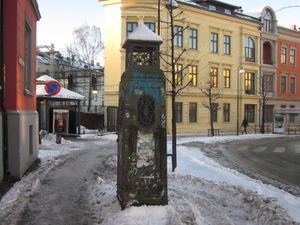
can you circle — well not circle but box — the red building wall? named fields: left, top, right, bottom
left=3, top=0, right=40, bottom=110
left=277, top=28, right=300, bottom=98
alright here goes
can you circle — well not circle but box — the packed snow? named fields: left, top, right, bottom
left=0, top=132, right=299, bottom=225
left=126, top=24, right=163, bottom=42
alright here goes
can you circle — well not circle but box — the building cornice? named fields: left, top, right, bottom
left=278, top=26, right=300, bottom=39
left=178, top=0, right=261, bottom=26
left=31, top=0, right=41, bottom=20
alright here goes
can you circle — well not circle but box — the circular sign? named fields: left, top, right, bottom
left=45, top=81, right=61, bottom=96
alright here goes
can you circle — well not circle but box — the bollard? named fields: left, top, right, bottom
left=56, top=133, right=61, bottom=144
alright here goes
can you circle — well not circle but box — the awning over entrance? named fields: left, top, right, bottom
left=36, top=75, right=84, bottom=135
left=36, top=75, right=85, bottom=100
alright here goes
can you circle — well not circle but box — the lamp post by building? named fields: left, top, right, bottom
left=157, top=0, right=160, bottom=35
left=237, top=67, right=245, bottom=136
left=165, top=0, right=179, bottom=172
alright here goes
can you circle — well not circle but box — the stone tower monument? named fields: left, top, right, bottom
left=117, top=24, right=168, bottom=209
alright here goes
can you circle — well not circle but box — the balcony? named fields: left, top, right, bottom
left=263, top=59, right=273, bottom=65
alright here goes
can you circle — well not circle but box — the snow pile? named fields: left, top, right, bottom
left=93, top=185, right=168, bottom=225
left=80, top=127, right=98, bottom=134
left=176, top=133, right=284, bottom=145
left=39, top=133, right=83, bottom=158
left=88, top=152, right=298, bottom=225
left=168, top=174, right=296, bottom=225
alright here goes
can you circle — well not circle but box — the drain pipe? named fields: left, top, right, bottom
left=0, top=0, right=3, bottom=107
left=0, top=0, right=8, bottom=177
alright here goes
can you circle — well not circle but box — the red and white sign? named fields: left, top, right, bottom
left=45, top=81, right=61, bottom=96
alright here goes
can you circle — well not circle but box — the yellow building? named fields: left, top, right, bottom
left=99, top=0, right=262, bottom=134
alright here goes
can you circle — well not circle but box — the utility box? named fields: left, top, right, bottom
left=117, top=24, right=168, bottom=208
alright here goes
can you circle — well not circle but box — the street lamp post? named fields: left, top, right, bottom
left=157, top=0, right=160, bottom=35
left=237, top=67, right=245, bottom=136
left=166, top=0, right=179, bottom=172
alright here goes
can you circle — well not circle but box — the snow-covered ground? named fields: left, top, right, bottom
left=0, top=133, right=299, bottom=225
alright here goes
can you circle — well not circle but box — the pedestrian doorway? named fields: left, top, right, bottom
left=107, top=106, right=118, bottom=132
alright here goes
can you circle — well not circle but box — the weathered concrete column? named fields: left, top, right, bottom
left=117, top=24, right=168, bottom=209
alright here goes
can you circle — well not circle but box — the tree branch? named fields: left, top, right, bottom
left=175, top=80, right=191, bottom=95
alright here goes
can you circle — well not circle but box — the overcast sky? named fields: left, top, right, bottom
left=37, top=0, right=300, bottom=51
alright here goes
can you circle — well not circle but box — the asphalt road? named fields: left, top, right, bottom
left=222, top=136, right=300, bottom=187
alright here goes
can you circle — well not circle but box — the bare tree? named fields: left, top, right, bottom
left=259, top=74, right=270, bottom=134
left=201, top=82, right=221, bottom=137
left=63, top=44, right=78, bottom=63
left=70, top=24, right=104, bottom=64
left=65, top=24, right=104, bottom=112
left=160, top=0, right=191, bottom=172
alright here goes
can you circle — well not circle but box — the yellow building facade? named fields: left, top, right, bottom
left=99, top=0, right=262, bottom=134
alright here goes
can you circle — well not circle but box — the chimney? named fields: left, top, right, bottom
left=291, top=25, right=297, bottom=30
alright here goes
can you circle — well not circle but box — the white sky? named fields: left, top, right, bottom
left=37, top=0, right=300, bottom=51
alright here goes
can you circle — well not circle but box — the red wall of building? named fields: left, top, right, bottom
left=277, top=34, right=300, bottom=98
left=3, top=0, right=39, bottom=110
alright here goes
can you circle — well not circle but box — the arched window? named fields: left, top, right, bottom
left=263, top=10, right=272, bottom=33
left=263, top=42, right=272, bottom=64
left=245, top=37, right=255, bottom=62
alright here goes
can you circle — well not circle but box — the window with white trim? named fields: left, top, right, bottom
left=24, top=20, right=32, bottom=94
left=290, top=48, right=296, bottom=65
left=281, top=74, right=287, bottom=93
left=223, top=69, right=230, bottom=88
left=290, top=76, right=296, bottom=94
left=244, top=104, right=255, bottom=123
left=175, top=102, right=183, bottom=122
left=245, top=37, right=255, bottom=62
left=223, top=103, right=230, bottom=122
left=188, top=65, right=197, bottom=86
left=174, top=26, right=183, bottom=48
left=145, top=22, right=155, bottom=33
left=223, top=35, right=231, bottom=55
left=189, top=102, right=197, bottom=122
left=210, top=67, right=218, bottom=87
left=210, top=32, right=218, bottom=53
left=189, top=28, right=198, bottom=50
left=244, top=72, right=255, bottom=95
left=281, top=46, right=287, bottom=64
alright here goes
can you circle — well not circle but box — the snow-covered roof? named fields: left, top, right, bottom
left=37, top=75, right=57, bottom=83
left=244, top=11, right=262, bottom=19
left=123, top=24, right=163, bottom=47
left=36, top=75, right=85, bottom=100
left=179, top=0, right=240, bottom=10
left=177, top=0, right=260, bottom=23
left=37, top=55, right=51, bottom=64
left=37, top=52, right=103, bottom=70
left=166, top=0, right=178, bottom=8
